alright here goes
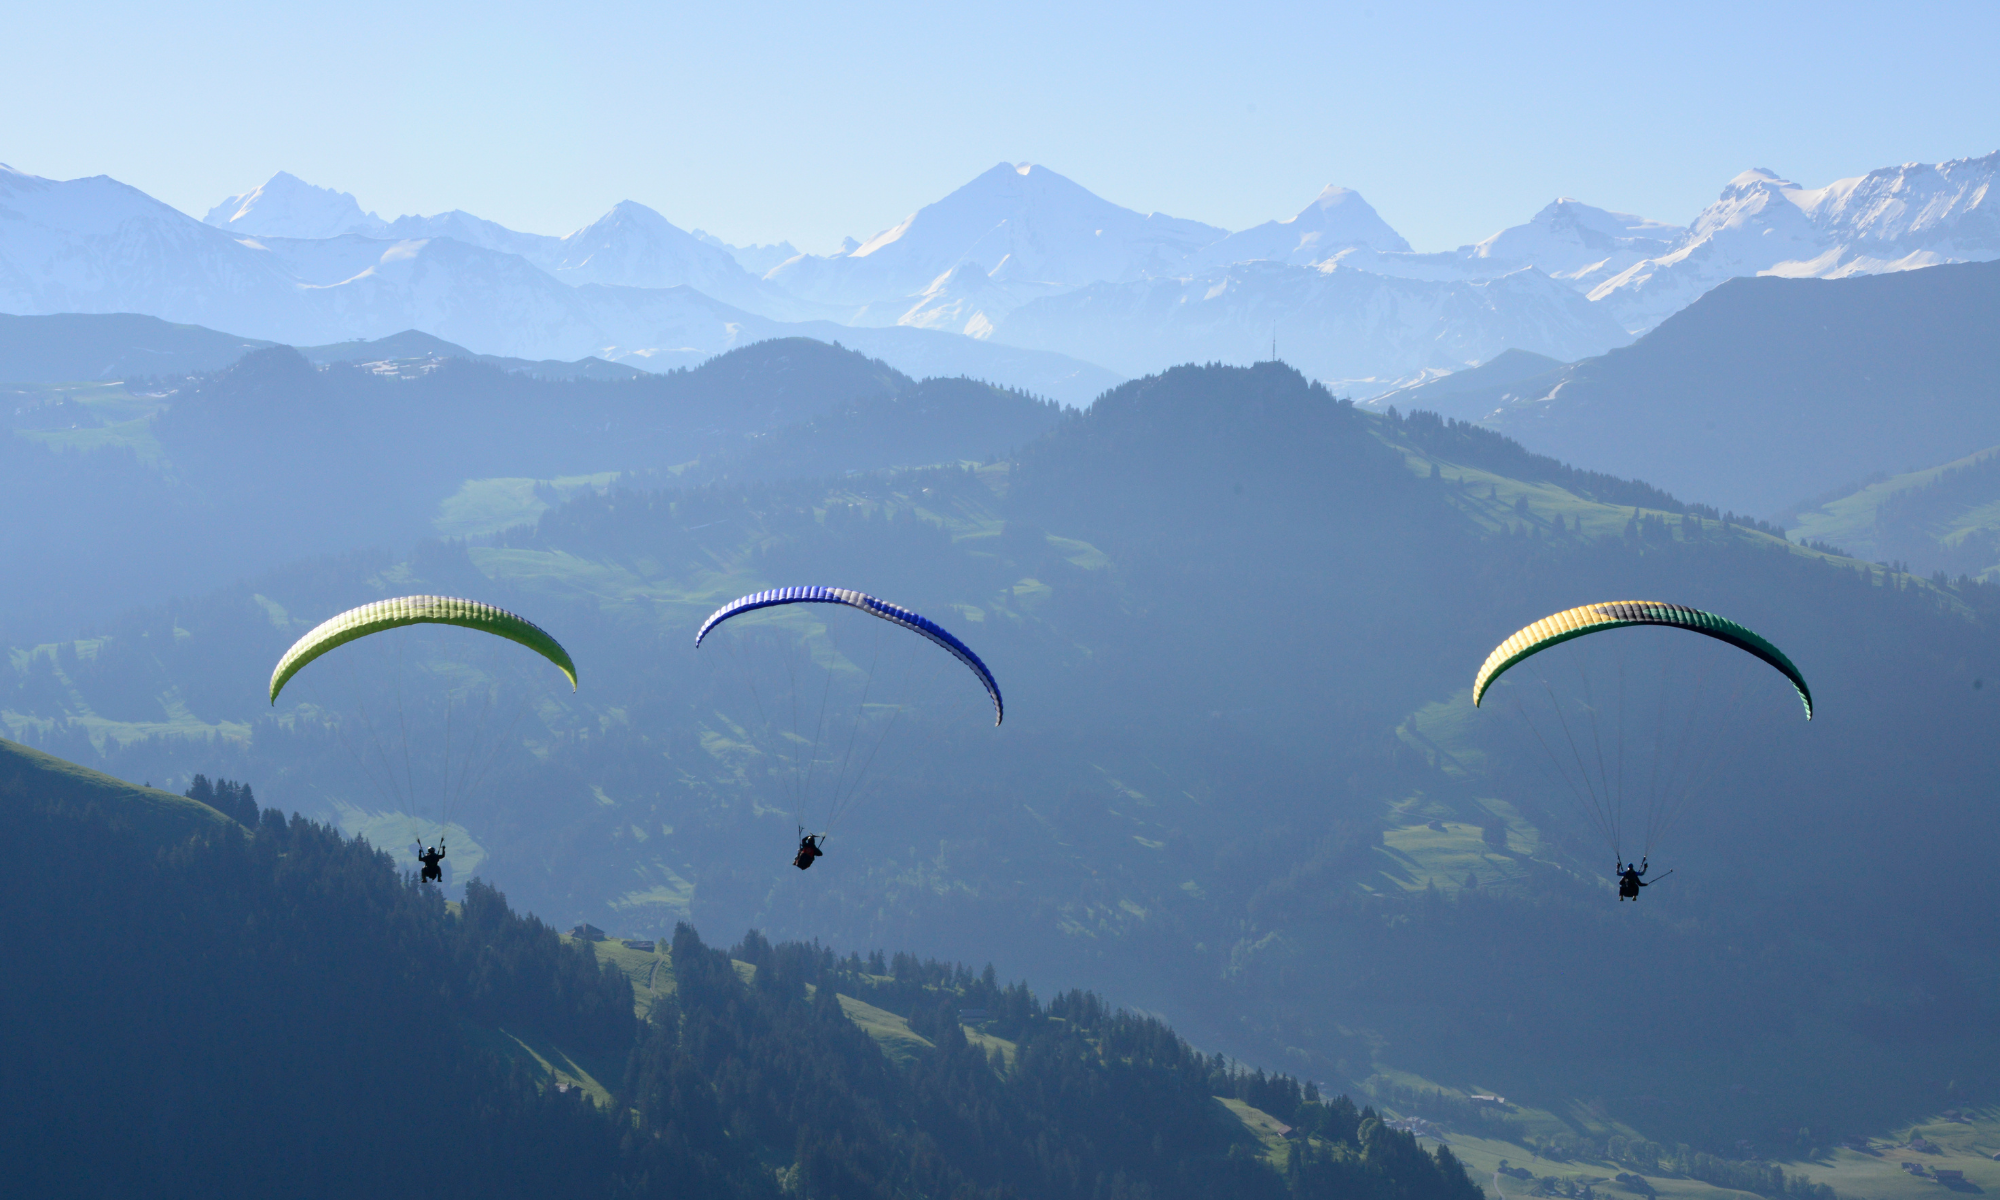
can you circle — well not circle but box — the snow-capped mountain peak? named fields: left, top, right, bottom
left=1292, top=184, right=1412, bottom=252
left=768, top=161, right=1228, bottom=307
left=1185, top=184, right=1410, bottom=270
left=1472, top=198, right=1680, bottom=258
left=204, top=172, right=389, bottom=239
left=5, top=165, right=317, bottom=337
left=1795, top=152, right=1998, bottom=251
left=1582, top=156, right=2000, bottom=334
left=1691, top=169, right=1816, bottom=235
left=542, top=199, right=785, bottom=312
left=549, top=200, right=749, bottom=289
left=1456, top=198, right=1685, bottom=291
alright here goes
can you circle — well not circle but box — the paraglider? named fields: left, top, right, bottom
left=696, top=586, right=1002, bottom=867
left=268, top=595, right=577, bottom=868
left=793, top=832, right=825, bottom=870
left=1473, top=601, right=1810, bottom=897
left=1615, top=858, right=1647, bottom=900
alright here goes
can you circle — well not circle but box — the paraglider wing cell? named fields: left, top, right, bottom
left=1471, top=601, right=1812, bottom=718
left=269, top=595, right=578, bottom=704
left=695, top=586, right=1003, bottom=725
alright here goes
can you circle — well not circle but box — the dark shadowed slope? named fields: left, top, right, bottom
left=0, top=736, right=1472, bottom=1200
left=0, top=743, right=652, bottom=1199
left=1480, top=259, right=2000, bottom=516
left=0, top=312, right=275, bottom=382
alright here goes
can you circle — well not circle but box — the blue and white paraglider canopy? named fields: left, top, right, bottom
left=696, top=586, right=1003, bottom=725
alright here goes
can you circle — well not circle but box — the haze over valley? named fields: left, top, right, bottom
left=7, top=4, right=2000, bottom=1195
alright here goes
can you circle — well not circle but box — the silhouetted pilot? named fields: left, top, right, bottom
left=794, top=833, right=824, bottom=871
left=418, top=843, right=446, bottom=884
left=1616, top=857, right=1648, bottom=901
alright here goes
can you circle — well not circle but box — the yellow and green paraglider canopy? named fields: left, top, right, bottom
left=1472, top=600, right=1811, bottom=719
left=269, top=595, right=577, bottom=705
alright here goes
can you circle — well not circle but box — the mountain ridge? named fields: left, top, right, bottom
left=9, top=152, right=1997, bottom=404
left=1481, top=258, right=2000, bottom=515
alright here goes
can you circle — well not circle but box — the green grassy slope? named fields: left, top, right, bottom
left=1379, top=1087, right=2000, bottom=1200
left=1787, top=445, right=2000, bottom=578
left=0, top=735, right=235, bottom=838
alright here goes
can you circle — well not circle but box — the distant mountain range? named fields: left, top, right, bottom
left=0, top=168, right=1119, bottom=404
left=3, top=151, right=1995, bottom=393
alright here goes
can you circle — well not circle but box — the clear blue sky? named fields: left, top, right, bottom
left=3, top=0, right=1995, bottom=254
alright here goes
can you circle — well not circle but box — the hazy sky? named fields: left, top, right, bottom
left=4, top=0, right=1996, bottom=254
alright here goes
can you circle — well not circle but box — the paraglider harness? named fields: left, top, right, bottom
left=418, top=842, right=447, bottom=883
left=1615, top=857, right=1672, bottom=900
left=794, top=829, right=825, bottom=871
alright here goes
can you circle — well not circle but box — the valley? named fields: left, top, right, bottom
left=9, top=337, right=2000, bottom=1174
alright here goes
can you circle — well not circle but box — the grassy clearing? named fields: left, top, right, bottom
left=433, top=473, right=621, bottom=539
left=464, top=1021, right=616, bottom=1106
left=834, top=993, right=934, bottom=1068
left=331, top=807, right=488, bottom=877
left=1435, top=1121, right=2000, bottom=1200
left=19, top=416, right=170, bottom=465
left=583, top=937, right=674, bottom=1022
left=4, top=380, right=169, bottom=424
left=1371, top=822, right=1537, bottom=894
left=1360, top=1062, right=2000, bottom=1200
left=1371, top=419, right=1911, bottom=585
left=4, top=640, right=250, bottom=751
left=1379, top=690, right=1550, bottom=893
left=961, top=1024, right=1018, bottom=1069
left=1413, top=1131, right=1752, bottom=1200
left=608, top=860, right=697, bottom=925
left=1793, top=1108, right=2000, bottom=1200
left=1217, top=1096, right=1295, bottom=1161
left=8, top=381, right=171, bottom=465
left=1787, top=446, right=2000, bottom=576
left=468, top=547, right=740, bottom=628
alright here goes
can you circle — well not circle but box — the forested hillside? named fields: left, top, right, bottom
left=0, top=743, right=1473, bottom=1199
left=15, top=358, right=2000, bottom=1159
left=0, top=338, right=1061, bottom=640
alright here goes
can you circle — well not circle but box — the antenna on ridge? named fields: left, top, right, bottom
left=1271, top=324, right=1278, bottom=363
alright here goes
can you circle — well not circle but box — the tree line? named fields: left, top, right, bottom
left=2, top=765, right=1485, bottom=1200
